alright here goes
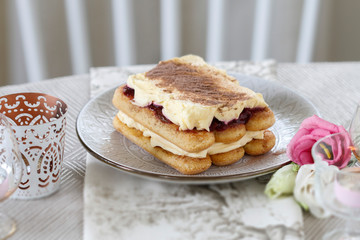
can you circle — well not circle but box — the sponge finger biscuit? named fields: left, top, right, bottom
left=214, top=124, right=246, bottom=144
left=245, top=107, right=275, bottom=131
left=210, top=147, right=245, bottom=166
left=113, top=85, right=215, bottom=153
left=113, top=116, right=212, bottom=175
left=244, top=130, right=276, bottom=155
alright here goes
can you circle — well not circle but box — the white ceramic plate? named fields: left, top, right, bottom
left=76, top=73, right=319, bottom=184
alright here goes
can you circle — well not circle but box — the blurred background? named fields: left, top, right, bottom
left=0, top=0, right=359, bottom=86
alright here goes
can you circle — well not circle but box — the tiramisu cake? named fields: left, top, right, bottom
left=112, top=55, right=276, bottom=174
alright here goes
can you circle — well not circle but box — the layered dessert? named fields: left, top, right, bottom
left=112, top=55, right=276, bottom=174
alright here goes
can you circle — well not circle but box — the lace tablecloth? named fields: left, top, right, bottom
left=2, top=62, right=360, bottom=239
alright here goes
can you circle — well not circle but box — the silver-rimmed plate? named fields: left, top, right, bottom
left=76, top=73, right=319, bottom=184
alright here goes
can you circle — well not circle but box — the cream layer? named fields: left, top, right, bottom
left=117, top=110, right=264, bottom=158
left=127, top=55, right=267, bottom=131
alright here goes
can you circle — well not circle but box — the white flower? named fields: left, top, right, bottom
left=293, top=164, right=333, bottom=218
left=265, top=164, right=297, bottom=199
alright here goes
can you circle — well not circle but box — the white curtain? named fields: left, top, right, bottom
left=2, top=0, right=360, bottom=85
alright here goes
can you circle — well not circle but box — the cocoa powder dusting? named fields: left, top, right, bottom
left=145, top=61, right=250, bottom=106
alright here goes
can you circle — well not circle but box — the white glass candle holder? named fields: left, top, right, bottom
left=0, top=93, right=68, bottom=199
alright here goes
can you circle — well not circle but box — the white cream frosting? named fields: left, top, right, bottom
left=127, top=55, right=267, bottom=131
left=117, top=110, right=264, bottom=158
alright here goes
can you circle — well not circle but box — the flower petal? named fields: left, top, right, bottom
left=301, top=115, right=342, bottom=133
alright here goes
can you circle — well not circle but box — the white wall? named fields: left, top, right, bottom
left=330, top=0, right=360, bottom=61
left=0, top=0, right=7, bottom=85
left=1, top=0, right=360, bottom=86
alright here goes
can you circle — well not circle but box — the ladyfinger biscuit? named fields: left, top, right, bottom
left=214, top=124, right=246, bottom=144
left=244, top=130, right=276, bottom=155
left=210, top=147, right=245, bottom=166
left=245, top=107, right=275, bottom=131
left=113, top=85, right=215, bottom=153
left=113, top=116, right=212, bottom=175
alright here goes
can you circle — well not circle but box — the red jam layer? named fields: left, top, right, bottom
left=209, top=107, right=263, bottom=131
left=123, top=85, right=171, bottom=124
left=147, top=104, right=172, bottom=124
left=123, top=85, right=263, bottom=131
left=123, top=85, right=134, bottom=100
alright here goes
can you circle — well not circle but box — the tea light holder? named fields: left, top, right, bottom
left=0, top=92, right=68, bottom=199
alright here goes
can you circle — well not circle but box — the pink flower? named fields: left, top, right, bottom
left=287, top=115, right=350, bottom=167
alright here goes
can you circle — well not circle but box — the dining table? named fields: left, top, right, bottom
left=2, top=61, right=360, bottom=240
